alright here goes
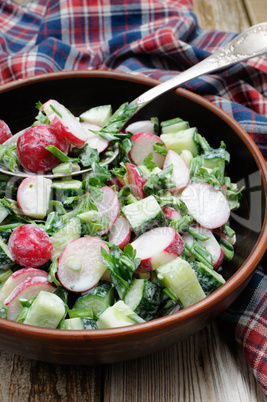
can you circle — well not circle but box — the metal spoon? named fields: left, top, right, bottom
left=1, top=22, right=267, bottom=179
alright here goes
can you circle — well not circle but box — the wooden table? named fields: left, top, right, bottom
left=1, top=1, right=267, bottom=401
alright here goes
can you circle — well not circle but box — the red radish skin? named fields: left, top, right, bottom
left=17, top=176, right=52, bottom=219
left=57, top=237, right=110, bottom=292
left=125, top=162, right=147, bottom=199
left=0, top=268, right=48, bottom=303
left=42, top=99, right=88, bottom=148
left=80, top=121, right=109, bottom=153
left=0, top=120, right=12, bottom=144
left=162, top=207, right=182, bottom=221
left=129, top=132, right=165, bottom=168
left=131, top=227, right=184, bottom=273
left=16, top=124, right=69, bottom=173
left=180, top=182, right=230, bottom=229
left=108, top=216, right=132, bottom=249
left=163, top=150, right=190, bottom=192
left=94, top=186, right=120, bottom=235
left=106, top=177, right=124, bottom=191
left=4, top=276, right=55, bottom=321
left=8, top=224, right=53, bottom=268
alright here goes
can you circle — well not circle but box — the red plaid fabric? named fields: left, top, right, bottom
left=0, top=0, right=267, bottom=394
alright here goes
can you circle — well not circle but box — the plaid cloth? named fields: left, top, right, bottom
left=1, top=0, right=267, bottom=394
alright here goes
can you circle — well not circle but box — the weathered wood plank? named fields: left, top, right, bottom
left=103, top=322, right=266, bottom=402
left=244, top=0, right=267, bottom=25
left=0, top=351, right=102, bottom=402
left=192, top=0, right=250, bottom=32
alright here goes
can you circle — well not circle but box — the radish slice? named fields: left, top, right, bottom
left=131, top=227, right=184, bottom=273
left=94, top=186, right=120, bottom=235
left=42, top=99, right=88, bottom=148
left=126, top=120, right=157, bottom=135
left=17, top=176, right=52, bottom=219
left=180, top=182, right=230, bottom=229
left=80, top=121, right=109, bottom=153
left=57, top=237, right=110, bottom=292
left=125, top=162, right=147, bottom=199
left=4, top=276, right=55, bottom=321
left=0, top=268, right=48, bottom=304
left=129, top=132, right=165, bottom=168
left=162, top=207, right=182, bottom=221
left=108, top=216, right=132, bottom=250
left=163, top=150, right=190, bottom=192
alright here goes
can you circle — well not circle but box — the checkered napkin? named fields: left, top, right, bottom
left=1, top=0, right=267, bottom=394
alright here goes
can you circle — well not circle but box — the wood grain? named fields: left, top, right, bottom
left=192, top=0, right=250, bottom=32
left=2, top=1, right=267, bottom=401
left=102, top=322, right=266, bottom=402
left=1, top=323, right=264, bottom=402
left=243, top=0, right=267, bottom=25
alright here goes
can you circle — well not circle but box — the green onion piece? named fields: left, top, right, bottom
left=188, top=227, right=210, bottom=241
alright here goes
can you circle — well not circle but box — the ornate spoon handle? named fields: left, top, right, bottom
left=130, top=22, right=267, bottom=111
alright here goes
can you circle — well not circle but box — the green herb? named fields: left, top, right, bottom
left=188, top=227, right=210, bottom=241
left=163, top=288, right=178, bottom=301
left=34, top=101, right=50, bottom=125
left=44, top=211, right=66, bottom=236
left=151, top=117, right=159, bottom=133
left=143, top=165, right=174, bottom=196
left=101, top=244, right=140, bottom=299
left=170, top=214, right=193, bottom=232
left=48, top=259, right=61, bottom=287
left=77, top=144, right=99, bottom=167
left=143, top=152, right=158, bottom=171
left=46, top=145, right=79, bottom=164
left=50, top=104, right=62, bottom=118
left=0, top=144, right=19, bottom=172
left=184, top=239, right=214, bottom=269
left=99, top=102, right=138, bottom=135
left=153, top=142, right=168, bottom=156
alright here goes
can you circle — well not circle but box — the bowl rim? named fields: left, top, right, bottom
left=0, top=70, right=266, bottom=338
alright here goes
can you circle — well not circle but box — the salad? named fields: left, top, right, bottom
left=0, top=99, right=242, bottom=330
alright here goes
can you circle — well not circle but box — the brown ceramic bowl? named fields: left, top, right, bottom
left=0, top=71, right=266, bottom=364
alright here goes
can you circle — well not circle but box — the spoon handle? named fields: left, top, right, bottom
left=130, top=22, right=267, bottom=111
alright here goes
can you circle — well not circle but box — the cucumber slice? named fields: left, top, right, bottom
left=160, top=127, right=199, bottom=156
left=97, top=300, right=145, bottom=329
left=59, top=317, right=98, bottom=330
left=156, top=257, right=206, bottom=308
left=0, top=268, right=13, bottom=286
left=51, top=179, right=83, bottom=204
left=59, top=317, right=85, bottom=330
left=72, top=281, right=114, bottom=316
left=192, top=263, right=225, bottom=295
left=161, top=121, right=189, bottom=134
left=23, top=291, right=65, bottom=328
left=122, top=195, right=166, bottom=236
left=52, top=162, right=80, bottom=175
left=79, top=105, right=112, bottom=126
left=51, top=217, right=81, bottom=260
left=160, top=117, right=183, bottom=127
left=0, top=236, right=14, bottom=269
left=124, top=278, right=161, bottom=321
left=0, top=201, right=9, bottom=224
